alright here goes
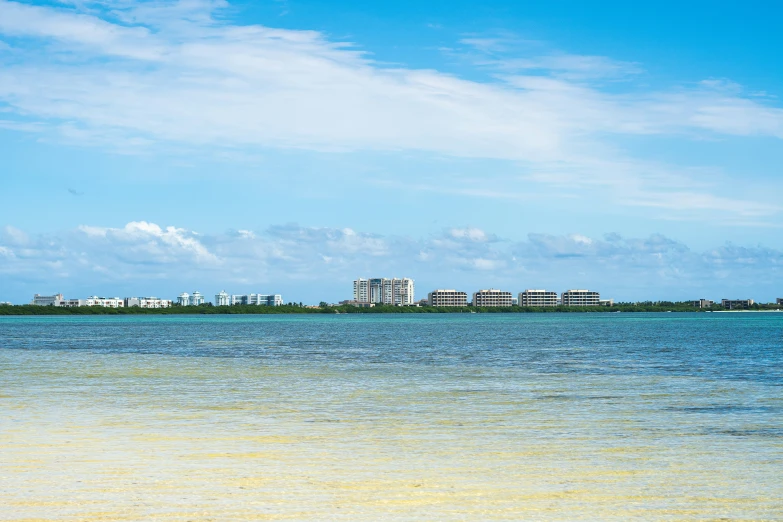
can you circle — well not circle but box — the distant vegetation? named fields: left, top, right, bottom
left=1, top=301, right=780, bottom=315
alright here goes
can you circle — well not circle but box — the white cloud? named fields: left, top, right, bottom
left=0, top=0, right=781, bottom=222
left=1, top=222, right=782, bottom=301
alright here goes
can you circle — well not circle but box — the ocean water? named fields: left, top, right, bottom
left=1, top=313, right=781, bottom=521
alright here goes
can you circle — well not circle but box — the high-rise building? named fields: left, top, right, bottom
left=519, top=290, right=558, bottom=307
left=472, top=289, right=513, bottom=307
left=691, top=299, right=714, bottom=308
left=215, top=290, right=231, bottom=306
left=777, top=298, right=783, bottom=306
left=353, top=277, right=414, bottom=305
left=428, top=289, right=468, bottom=307
left=561, top=290, right=601, bottom=306
left=177, top=292, right=190, bottom=306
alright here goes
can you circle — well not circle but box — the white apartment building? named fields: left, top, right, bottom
left=721, top=299, right=754, bottom=309
left=32, top=293, right=64, bottom=306
left=231, top=294, right=283, bottom=306
left=177, top=293, right=190, bottom=306
left=519, top=290, right=558, bottom=307
left=473, top=289, right=513, bottom=307
left=215, top=290, right=231, bottom=306
left=191, top=291, right=205, bottom=306
left=353, top=277, right=414, bottom=305
left=125, top=297, right=172, bottom=308
left=428, top=289, right=468, bottom=307
left=71, top=296, right=125, bottom=308
left=561, top=289, right=601, bottom=306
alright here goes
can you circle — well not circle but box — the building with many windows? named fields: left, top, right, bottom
left=561, top=289, right=601, bottom=306
left=518, top=290, right=558, bottom=307
left=231, top=294, right=283, bottom=306
left=427, top=289, right=468, bottom=307
left=215, top=290, right=231, bottom=307
left=191, top=291, right=205, bottom=306
left=177, top=293, right=190, bottom=306
left=473, top=289, right=513, bottom=307
left=353, top=277, right=414, bottom=305
left=778, top=298, right=783, bottom=306
left=721, top=299, right=754, bottom=309
left=691, top=299, right=714, bottom=308
left=125, top=297, right=172, bottom=308
left=32, top=293, right=64, bottom=306
left=62, top=296, right=125, bottom=308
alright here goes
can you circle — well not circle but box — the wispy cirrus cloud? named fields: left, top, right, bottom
left=0, top=0, right=782, bottom=224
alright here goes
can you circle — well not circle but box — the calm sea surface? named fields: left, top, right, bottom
left=1, top=313, right=782, bottom=520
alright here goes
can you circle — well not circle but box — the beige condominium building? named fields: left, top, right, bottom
left=721, top=299, right=754, bottom=309
left=428, top=289, right=468, bottom=307
left=519, top=290, right=558, bottom=307
left=473, top=289, right=513, bottom=307
left=561, top=289, right=601, bottom=306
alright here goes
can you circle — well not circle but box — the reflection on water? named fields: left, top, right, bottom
left=1, top=313, right=782, bottom=520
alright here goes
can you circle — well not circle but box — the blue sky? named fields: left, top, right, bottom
left=1, top=0, right=782, bottom=304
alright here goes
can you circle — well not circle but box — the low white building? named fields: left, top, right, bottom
left=67, top=296, right=124, bottom=308
left=519, top=290, right=558, bottom=307
left=231, top=294, right=283, bottom=306
left=215, top=290, right=231, bottom=306
left=125, top=297, right=172, bottom=308
left=32, top=293, right=65, bottom=306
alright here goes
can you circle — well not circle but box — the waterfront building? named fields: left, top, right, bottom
left=473, top=289, right=513, bottom=307
left=721, top=299, right=754, bottom=309
left=428, top=289, right=468, bottom=307
left=691, top=299, right=714, bottom=308
left=63, top=296, right=124, bottom=308
left=231, top=294, right=283, bottom=306
left=599, top=299, right=614, bottom=306
left=561, top=289, right=601, bottom=306
left=191, top=291, right=205, bottom=306
left=125, top=297, right=172, bottom=308
left=0, top=301, right=12, bottom=306
left=353, top=277, right=414, bottom=305
left=177, top=293, right=190, bottom=306
left=32, top=293, right=65, bottom=306
left=518, top=290, right=558, bottom=307
left=778, top=298, right=783, bottom=305
left=215, top=290, right=231, bottom=306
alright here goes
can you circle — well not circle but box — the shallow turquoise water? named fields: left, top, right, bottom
left=1, top=313, right=781, bottom=520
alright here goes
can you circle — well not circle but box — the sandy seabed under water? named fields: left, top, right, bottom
left=1, top=314, right=782, bottom=520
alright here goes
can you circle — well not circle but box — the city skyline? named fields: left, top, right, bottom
left=1, top=0, right=782, bottom=303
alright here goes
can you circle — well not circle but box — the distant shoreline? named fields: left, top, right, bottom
left=2, top=304, right=781, bottom=315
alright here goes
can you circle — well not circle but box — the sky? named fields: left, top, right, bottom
left=0, top=0, right=782, bottom=304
